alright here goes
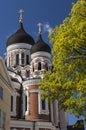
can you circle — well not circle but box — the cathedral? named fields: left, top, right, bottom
left=5, top=9, right=68, bottom=130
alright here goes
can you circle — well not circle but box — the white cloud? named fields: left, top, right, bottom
left=43, top=22, right=52, bottom=33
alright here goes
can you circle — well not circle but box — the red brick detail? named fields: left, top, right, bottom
left=25, top=92, right=39, bottom=120
left=29, top=85, right=38, bottom=90
left=25, top=85, right=49, bottom=121
left=11, top=53, right=14, bottom=65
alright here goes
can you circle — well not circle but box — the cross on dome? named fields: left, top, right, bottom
left=19, top=9, right=24, bottom=23
left=37, top=23, right=43, bottom=34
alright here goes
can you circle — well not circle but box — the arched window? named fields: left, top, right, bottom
left=45, top=63, right=48, bottom=71
left=16, top=54, right=19, bottom=65
left=38, top=62, right=41, bottom=70
left=26, top=55, right=29, bottom=65
left=26, top=70, right=30, bottom=78
left=21, top=53, right=25, bottom=65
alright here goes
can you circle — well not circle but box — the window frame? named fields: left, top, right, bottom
left=38, top=62, right=41, bottom=70
left=16, top=54, right=19, bottom=65
left=0, top=87, right=3, bottom=99
left=38, top=91, right=49, bottom=115
left=41, top=100, right=46, bottom=110
left=26, top=55, right=29, bottom=65
left=1, top=111, right=6, bottom=129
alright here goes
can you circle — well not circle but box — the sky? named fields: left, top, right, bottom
left=0, top=0, right=77, bottom=57
left=0, top=0, right=84, bottom=127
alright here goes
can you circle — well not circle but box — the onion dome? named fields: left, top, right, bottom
left=6, top=9, right=35, bottom=47
left=31, top=34, right=51, bottom=54
left=30, top=23, right=51, bottom=54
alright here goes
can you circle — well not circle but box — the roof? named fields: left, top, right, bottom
left=6, top=23, right=35, bottom=47
left=30, top=34, right=51, bottom=54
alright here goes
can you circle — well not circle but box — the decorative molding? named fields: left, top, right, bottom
left=29, top=89, right=40, bottom=93
left=12, top=81, right=21, bottom=89
left=11, top=120, right=53, bottom=130
left=7, top=47, right=30, bottom=68
left=8, top=70, right=22, bottom=83
left=35, top=122, right=53, bottom=130
left=7, top=43, right=32, bottom=52
left=12, top=128, right=17, bottom=130
left=31, top=56, right=51, bottom=64
left=11, top=120, right=33, bottom=129
left=23, top=78, right=40, bottom=89
left=31, top=52, right=51, bottom=59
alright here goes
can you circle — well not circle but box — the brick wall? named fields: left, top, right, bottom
left=25, top=85, right=49, bottom=121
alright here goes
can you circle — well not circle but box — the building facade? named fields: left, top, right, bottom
left=0, top=57, right=13, bottom=130
left=6, top=10, right=68, bottom=130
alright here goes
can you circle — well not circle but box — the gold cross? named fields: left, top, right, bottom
left=37, top=23, right=43, bottom=34
left=19, top=9, right=24, bottom=23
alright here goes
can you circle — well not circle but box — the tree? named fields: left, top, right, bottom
left=39, top=0, right=86, bottom=119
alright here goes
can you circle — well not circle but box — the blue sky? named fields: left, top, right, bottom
left=0, top=0, right=83, bottom=126
left=0, top=0, right=77, bottom=57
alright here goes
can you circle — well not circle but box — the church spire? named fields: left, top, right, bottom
left=37, top=23, right=43, bottom=34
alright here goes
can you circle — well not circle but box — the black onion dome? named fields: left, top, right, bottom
left=31, top=34, right=51, bottom=54
left=7, top=23, right=35, bottom=47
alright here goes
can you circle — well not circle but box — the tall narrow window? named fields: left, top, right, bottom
left=45, top=63, right=48, bottom=71
left=16, top=54, right=19, bottom=65
left=38, top=62, right=41, bottom=70
left=25, top=95, right=27, bottom=111
left=21, top=53, right=25, bottom=65
left=26, top=70, right=30, bottom=78
left=11, top=96, right=13, bottom=112
left=41, top=100, right=46, bottom=110
left=0, top=87, right=3, bottom=99
left=1, top=112, right=6, bottom=129
left=26, top=55, right=29, bottom=65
